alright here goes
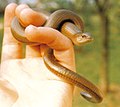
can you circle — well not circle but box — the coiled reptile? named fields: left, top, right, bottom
left=11, top=9, right=103, bottom=103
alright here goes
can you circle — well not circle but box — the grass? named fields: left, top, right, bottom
left=0, top=15, right=120, bottom=107
left=72, top=33, right=120, bottom=107
left=73, top=84, right=120, bottom=107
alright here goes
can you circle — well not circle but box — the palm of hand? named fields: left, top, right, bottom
left=1, top=58, right=73, bottom=107
left=0, top=3, right=75, bottom=107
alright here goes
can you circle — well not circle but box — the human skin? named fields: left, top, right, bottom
left=0, top=3, right=76, bottom=107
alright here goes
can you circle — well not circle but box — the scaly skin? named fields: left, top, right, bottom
left=11, top=9, right=103, bottom=103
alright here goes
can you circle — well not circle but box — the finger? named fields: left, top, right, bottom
left=1, top=3, right=23, bottom=62
left=40, top=44, right=48, bottom=56
left=25, top=45, right=41, bottom=58
left=25, top=25, right=72, bottom=50
left=15, top=4, right=46, bottom=58
left=15, top=4, right=46, bottom=27
left=25, top=25, right=75, bottom=71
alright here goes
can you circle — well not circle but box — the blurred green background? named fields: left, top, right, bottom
left=0, top=0, right=120, bottom=107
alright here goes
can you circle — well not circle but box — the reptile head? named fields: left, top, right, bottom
left=74, top=32, right=93, bottom=46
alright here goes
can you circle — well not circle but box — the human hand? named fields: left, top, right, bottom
left=0, top=3, right=76, bottom=107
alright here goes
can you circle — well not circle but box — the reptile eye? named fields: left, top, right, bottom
left=82, top=34, right=87, bottom=38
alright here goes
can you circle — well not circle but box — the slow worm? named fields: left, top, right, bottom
left=11, top=9, right=103, bottom=103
